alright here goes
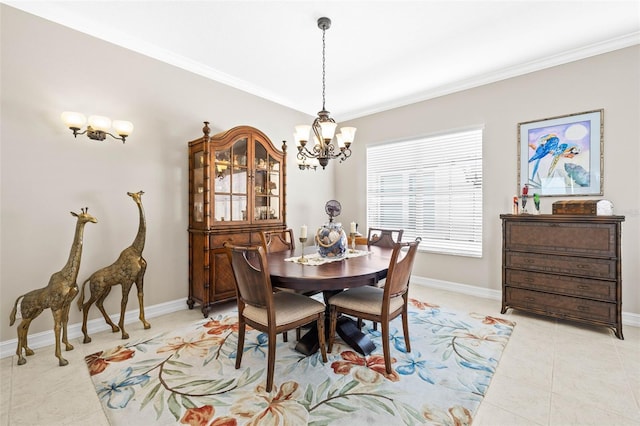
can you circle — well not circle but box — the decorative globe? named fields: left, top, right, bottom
left=315, top=222, right=347, bottom=258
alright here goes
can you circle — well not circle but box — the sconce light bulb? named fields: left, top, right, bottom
left=113, top=120, right=134, bottom=136
left=88, top=115, right=111, bottom=132
left=61, top=111, right=86, bottom=129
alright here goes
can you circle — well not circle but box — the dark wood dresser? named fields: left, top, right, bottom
left=500, top=214, right=625, bottom=339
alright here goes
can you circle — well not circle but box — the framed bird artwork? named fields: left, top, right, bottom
left=517, top=109, right=604, bottom=197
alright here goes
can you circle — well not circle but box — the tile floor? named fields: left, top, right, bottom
left=1, top=284, right=638, bottom=425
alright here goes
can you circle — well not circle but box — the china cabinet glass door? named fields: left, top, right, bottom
left=253, top=140, right=281, bottom=222
left=193, top=150, right=205, bottom=223
left=213, top=137, right=248, bottom=222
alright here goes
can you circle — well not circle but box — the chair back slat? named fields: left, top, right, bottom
left=384, top=238, right=421, bottom=299
left=226, top=244, right=272, bottom=310
left=367, top=228, right=404, bottom=248
left=261, top=229, right=295, bottom=253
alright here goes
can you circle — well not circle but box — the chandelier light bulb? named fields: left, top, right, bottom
left=340, top=127, right=356, bottom=144
left=294, top=124, right=311, bottom=144
left=319, top=121, right=337, bottom=141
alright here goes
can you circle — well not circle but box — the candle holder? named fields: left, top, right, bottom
left=350, top=232, right=357, bottom=253
left=298, top=237, right=308, bottom=263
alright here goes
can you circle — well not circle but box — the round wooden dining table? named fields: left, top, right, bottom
left=266, top=245, right=393, bottom=356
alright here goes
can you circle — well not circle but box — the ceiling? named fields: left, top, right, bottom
left=6, top=1, right=640, bottom=120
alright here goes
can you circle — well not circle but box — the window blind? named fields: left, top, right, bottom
left=366, top=128, right=483, bottom=257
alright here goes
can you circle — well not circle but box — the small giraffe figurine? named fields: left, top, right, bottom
left=9, top=208, right=98, bottom=366
left=78, top=191, right=150, bottom=342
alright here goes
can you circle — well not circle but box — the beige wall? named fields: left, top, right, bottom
left=337, top=45, right=640, bottom=316
left=1, top=5, right=638, bottom=347
left=0, top=5, right=334, bottom=342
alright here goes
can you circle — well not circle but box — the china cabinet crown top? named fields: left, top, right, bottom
left=189, top=122, right=287, bottom=154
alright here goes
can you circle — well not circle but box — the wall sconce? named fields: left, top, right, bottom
left=61, top=111, right=133, bottom=143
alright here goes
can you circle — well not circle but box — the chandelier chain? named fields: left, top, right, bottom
left=321, top=26, right=326, bottom=111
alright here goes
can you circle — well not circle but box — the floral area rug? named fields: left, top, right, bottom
left=85, top=298, right=515, bottom=425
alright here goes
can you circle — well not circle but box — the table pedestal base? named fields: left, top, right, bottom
left=294, top=317, right=376, bottom=356
left=335, top=317, right=377, bottom=355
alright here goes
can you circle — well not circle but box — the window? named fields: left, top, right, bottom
left=366, top=128, right=483, bottom=257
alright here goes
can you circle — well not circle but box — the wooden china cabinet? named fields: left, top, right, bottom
left=188, top=122, right=287, bottom=316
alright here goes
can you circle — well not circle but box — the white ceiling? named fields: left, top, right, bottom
left=6, top=1, right=640, bottom=120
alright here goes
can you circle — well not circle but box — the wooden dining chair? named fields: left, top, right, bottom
left=261, top=228, right=321, bottom=341
left=327, top=238, right=421, bottom=375
left=367, top=228, right=404, bottom=248
left=362, top=228, right=405, bottom=330
left=260, top=228, right=295, bottom=253
left=224, top=242, right=327, bottom=392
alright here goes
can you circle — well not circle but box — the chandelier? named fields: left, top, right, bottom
left=295, top=17, right=356, bottom=170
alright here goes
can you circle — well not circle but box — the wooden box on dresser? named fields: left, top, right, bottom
left=188, top=123, right=287, bottom=316
left=500, top=214, right=625, bottom=339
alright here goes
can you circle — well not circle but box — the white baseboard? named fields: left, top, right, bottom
left=412, top=276, right=503, bottom=300
left=1, top=298, right=188, bottom=359
left=3, top=280, right=639, bottom=359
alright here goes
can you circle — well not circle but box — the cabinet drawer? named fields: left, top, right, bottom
left=505, top=269, right=616, bottom=301
left=505, top=252, right=616, bottom=279
left=504, top=221, right=616, bottom=257
left=505, top=287, right=616, bottom=323
left=210, top=233, right=251, bottom=247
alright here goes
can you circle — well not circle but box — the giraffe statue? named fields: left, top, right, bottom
left=78, top=191, right=150, bottom=343
left=9, top=208, right=98, bottom=366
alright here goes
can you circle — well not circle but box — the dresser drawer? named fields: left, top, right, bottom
left=505, top=252, right=616, bottom=279
left=505, top=269, right=616, bottom=301
left=504, top=220, right=616, bottom=257
left=505, top=287, right=616, bottom=324
left=210, top=233, right=251, bottom=247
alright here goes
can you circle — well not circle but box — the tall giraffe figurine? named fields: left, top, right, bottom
left=9, top=208, right=98, bottom=366
left=78, top=191, right=150, bottom=342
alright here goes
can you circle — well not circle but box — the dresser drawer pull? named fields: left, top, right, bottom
left=524, top=277, right=534, bottom=282
left=524, top=297, right=535, bottom=302
left=577, top=306, right=590, bottom=312
left=577, top=264, right=591, bottom=270
left=577, top=285, right=590, bottom=290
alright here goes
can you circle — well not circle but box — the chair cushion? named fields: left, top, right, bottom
left=243, top=292, right=325, bottom=327
left=328, top=286, right=404, bottom=316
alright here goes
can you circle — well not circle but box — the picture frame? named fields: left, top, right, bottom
left=517, top=109, right=603, bottom=197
